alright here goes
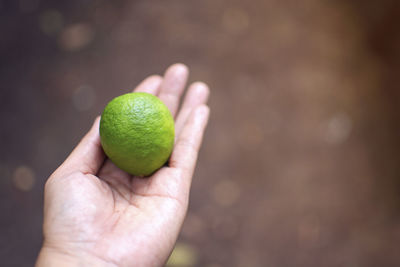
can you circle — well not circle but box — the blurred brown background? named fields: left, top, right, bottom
left=1, top=0, right=400, bottom=266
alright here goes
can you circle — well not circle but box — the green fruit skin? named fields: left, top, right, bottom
left=99, top=92, right=175, bottom=176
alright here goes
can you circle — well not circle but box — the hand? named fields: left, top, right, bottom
left=36, top=64, right=210, bottom=267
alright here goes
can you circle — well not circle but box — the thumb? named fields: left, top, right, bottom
left=55, top=117, right=105, bottom=177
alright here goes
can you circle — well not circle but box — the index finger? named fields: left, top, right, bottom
left=133, top=75, right=163, bottom=95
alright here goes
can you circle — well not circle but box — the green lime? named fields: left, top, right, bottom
left=99, top=92, right=175, bottom=176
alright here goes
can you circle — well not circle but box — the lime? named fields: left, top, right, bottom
left=99, top=92, right=175, bottom=176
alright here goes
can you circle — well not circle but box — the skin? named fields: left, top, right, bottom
left=36, top=64, right=210, bottom=267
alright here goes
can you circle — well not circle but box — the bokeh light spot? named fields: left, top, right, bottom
left=212, top=179, right=241, bottom=207
left=58, top=23, right=95, bottom=51
left=167, top=243, right=197, bottom=267
left=324, top=112, right=352, bottom=145
left=12, top=165, right=35, bottom=192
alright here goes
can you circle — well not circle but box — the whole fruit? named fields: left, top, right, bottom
left=99, top=92, right=175, bottom=176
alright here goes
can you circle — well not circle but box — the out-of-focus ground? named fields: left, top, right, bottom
left=1, top=0, right=400, bottom=266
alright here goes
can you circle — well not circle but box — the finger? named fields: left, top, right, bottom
left=56, top=117, right=105, bottom=176
left=158, top=63, right=189, bottom=117
left=133, top=75, right=163, bottom=95
left=169, top=105, right=210, bottom=177
left=174, top=82, right=210, bottom=137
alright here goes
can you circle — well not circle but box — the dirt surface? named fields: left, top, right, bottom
left=1, top=0, right=400, bottom=266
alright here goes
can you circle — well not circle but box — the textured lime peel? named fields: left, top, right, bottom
left=99, top=92, right=175, bottom=176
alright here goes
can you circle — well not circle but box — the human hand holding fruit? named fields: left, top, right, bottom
left=36, top=64, right=210, bottom=267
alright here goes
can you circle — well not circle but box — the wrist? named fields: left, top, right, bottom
left=36, top=245, right=117, bottom=267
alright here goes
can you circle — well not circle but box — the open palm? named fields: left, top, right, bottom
left=36, top=64, right=210, bottom=267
